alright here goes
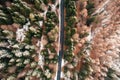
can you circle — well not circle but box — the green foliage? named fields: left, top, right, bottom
left=10, top=3, right=21, bottom=12
left=64, top=0, right=78, bottom=64
left=0, top=37, right=36, bottom=76
left=34, top=0, right=44, bottom=11
left=65, top=38, right=72, bottom=46
left=35, top=14, right=44, bottom=21
left=11, top=1, right=32, bottom=17
left=46, top=11, right=58, bottom=23
left=34, top=28, right=42, bottom=38
left=78, top=57, right=92, bottom=80
left=66, top=16, right=77, bottom=27
left=86, top=1, right=95, bottom=15
left=44, top=20, right=55, bottom=33
left=85, top=0, right=95, bottom=26
left=66, top=31, right=71, bottom=39
left=65, top=28, right=76, bottom=39
left=86, top=16, right=95, bottom=26
left=51, top=0, right=56, bottom=4
left=64, top=0, right=77, bottom=7
left=56, top=4, right=59, bottom=8
left=45, top=44, right=56, bottom=53
left=71, top=28, right=76, bottom=36
left=44, top=11, right=58, bottom=34
left=66, top=1, right=76, bottom=17
left=86, top=1, right=94, bottom=10
left=79, top=32, right=89, bottom=38
left=0, top=1, right=32, bottom=25
left=0, top=0, right=58, bottom=79
left=64, top=0, right=70, bottom=7
left=41, top=49, right=49, bottom=56
left=0, top=16, right=13, bottom=24
left=0, top=7, right=13, bottom=24
left=20, top=4, right=31, bottom=17
left=79, top=2, right=84, bottom=10
left=105, top=68, right=115, bottom=80
left=24, top=29, right=35, bottom=44
left=42, top=0, right=49, bottom=5
left=12, top=12, right=27, bottom=25
left=29, top=0, right=34, bottom=3
left=64, top=50, right=73, bottom=61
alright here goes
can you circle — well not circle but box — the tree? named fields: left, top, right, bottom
left=86, top=1, right=94, bottom=15
left=42, top=0, right=49, bottom=5
left=66, top=16, right=77, bottom=27
left=86, top=16, right=95, bottom=26
left=51, top=0, right=56, bottom=4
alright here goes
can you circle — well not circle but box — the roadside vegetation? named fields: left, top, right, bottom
left=0, top=0, right=59, bottom=79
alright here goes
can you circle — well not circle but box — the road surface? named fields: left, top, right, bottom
left=57, top=0, right=64, bottom=80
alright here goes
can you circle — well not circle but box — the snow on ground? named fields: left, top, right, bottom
left=16, top=21, right=30, bottom=42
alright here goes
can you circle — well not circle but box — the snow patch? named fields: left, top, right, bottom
left=16, top=28, right=25, bottom=42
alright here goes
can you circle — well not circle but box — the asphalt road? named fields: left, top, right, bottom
left=57, top=0, right=64, bottom=80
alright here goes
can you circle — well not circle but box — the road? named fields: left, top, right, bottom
left=57, top=0, right=64, bottom=80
